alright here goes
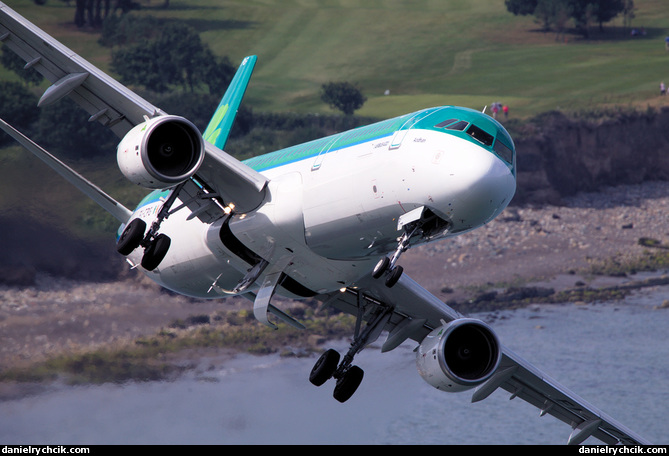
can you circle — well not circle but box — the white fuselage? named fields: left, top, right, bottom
left=123, top=121, right=516, bottom=300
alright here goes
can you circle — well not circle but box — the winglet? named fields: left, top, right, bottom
left=203, top=55, right=257, bottom=150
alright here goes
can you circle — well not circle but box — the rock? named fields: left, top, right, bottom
left=512, top=107, right=669, bottom=206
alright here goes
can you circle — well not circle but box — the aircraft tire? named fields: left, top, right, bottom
left=372, top=256, right=390, bottom=279
left=385, top=265, right=403, bottom=288
left=116, top=219, right=146, bottom=255
left=141, top=234, right=171, bottom=271
left=309, top=349, right=340, bottom=386
left=333, top=365, right=364, bottom=403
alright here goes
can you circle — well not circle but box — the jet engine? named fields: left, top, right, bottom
left=416, top=318, right=501, bottom=392
left=117, top=115, right=205, bottom=189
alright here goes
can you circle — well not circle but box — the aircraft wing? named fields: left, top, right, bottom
left=0, top=2, right=268, bottom=213
left=321, top=272, right=651, bottom=445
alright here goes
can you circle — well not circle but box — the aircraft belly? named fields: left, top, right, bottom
left=223, top=172, right=372, bottom=295
left=304, top=206, right=399, bottom=260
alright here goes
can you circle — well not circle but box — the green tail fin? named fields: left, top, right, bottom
left=203, top=55, right=257, bottom=150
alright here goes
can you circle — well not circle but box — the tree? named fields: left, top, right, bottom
left=0, top=82, right=40, bottom=146
left=590, top=0, right=625, bottom=32
left=504, top=0, right=538, bottom=16
left=35, top=98, right=117, bottom=159
left=199, top=49, right=236, bottom=96
left=1, top=48, right=43, bottom=86
left=74, top=0, right=112, bottom=28
left=505, top=0, right=628, bottom=37
left=534, top=0, right=571, bottom=38
left=320, top=82, right=367, bottom=116
left=112, top=42, right=175, bottom=92
left=621, top=0, right=636, bottom=31
left=110, top=20, right=234, bottom=94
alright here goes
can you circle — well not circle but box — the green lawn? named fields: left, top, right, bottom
left=4, top=0, right=669, bottom=119
left=0, top=0, right=667, bottom=243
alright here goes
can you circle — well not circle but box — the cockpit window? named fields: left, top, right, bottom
left=493, top=139, right=514, bottom=164
left=444, top=120, right=469, bottom=131
left=434, top=119, right=458, bottom=128
left=466, top=124, right=494, bottom=146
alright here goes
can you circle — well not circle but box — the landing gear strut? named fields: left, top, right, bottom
left=309, top=292, right=393, bottom=402
left=372, top=220, right=422, bottom=288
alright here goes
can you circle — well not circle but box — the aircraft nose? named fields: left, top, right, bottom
left=442, top=144, right=516, bottom=232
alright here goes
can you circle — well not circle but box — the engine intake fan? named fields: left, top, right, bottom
left=117, top=115, right=205, bottom=189
left=416, top=318, right=501, bottom=392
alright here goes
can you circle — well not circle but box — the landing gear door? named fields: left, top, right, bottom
left=397, top=206, right=425, bottom=231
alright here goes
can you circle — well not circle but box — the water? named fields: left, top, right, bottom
left=1, top=287, right=668, bottom=445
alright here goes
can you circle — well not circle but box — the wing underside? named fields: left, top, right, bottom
left=319, top=273, right=651, bottom=445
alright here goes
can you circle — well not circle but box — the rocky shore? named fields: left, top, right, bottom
left=2, top=180, right=669, bottom=374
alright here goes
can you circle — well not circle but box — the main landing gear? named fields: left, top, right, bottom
left=309, top=295, right=393, bottom=402
left=116, top=182, right=185, bottom=271
left=117, top=216, right=172, bottom=271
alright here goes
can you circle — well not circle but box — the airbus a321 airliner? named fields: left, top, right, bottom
left=0, top=3, right=651, bottom=445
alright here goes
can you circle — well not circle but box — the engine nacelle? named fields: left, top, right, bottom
left=416, top=318, right=501, bottom=393
left=117, top=115, right=205, bottom=189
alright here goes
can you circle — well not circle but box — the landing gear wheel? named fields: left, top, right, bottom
left=385, top=265, right=403, bottom=288
left=372, top=256, right=390, bottom=279
left=141, top=233, right=171, bottom=271
left=333, top=366, right=364, bottom=403
left=309, top=349, right=340, bottom=386
left=116, top=219, right=146, bottom=255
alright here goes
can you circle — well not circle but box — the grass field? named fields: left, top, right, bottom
left=0, top=0, right=668, bottom=242
left=3, top=0, right=669, bottom=119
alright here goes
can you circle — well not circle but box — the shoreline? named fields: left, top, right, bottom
left=2, top=180, right=669, bottom=380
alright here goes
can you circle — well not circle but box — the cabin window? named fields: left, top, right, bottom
left=466, top=124, right=494, bottom=147
left=493, top=139, right=514, bottom=164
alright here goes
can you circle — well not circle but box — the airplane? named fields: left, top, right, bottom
left=0, top=2, right=652, bottom=445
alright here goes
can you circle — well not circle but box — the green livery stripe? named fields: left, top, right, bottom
left=242, top=111, right=419, bottom=172
left=136, top=189, right=171, bottom=208
left=242, top=106, right=515, bottom=173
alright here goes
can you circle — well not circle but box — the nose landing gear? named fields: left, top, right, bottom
left=372, top=220, right=421, bottom=288
left=372, top=206, right=450, bottom=288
